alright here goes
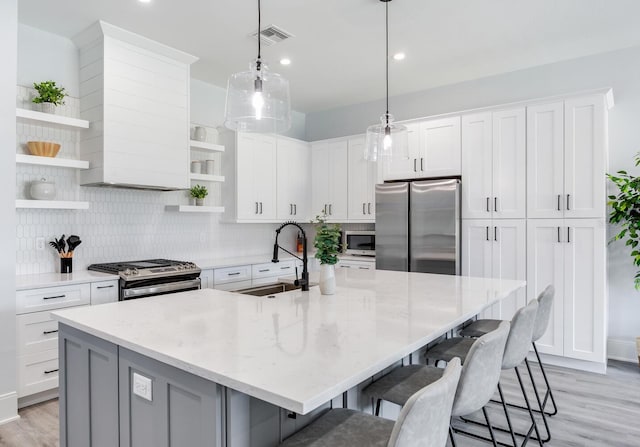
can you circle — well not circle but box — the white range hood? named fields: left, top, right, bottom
left=73, top=21, right=198, bottom=191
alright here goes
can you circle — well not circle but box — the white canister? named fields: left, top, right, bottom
left=191, top=160, right=202, bottom=174
left=205, top=160, right=215, bottom=175
left=30, top=178, right=56, bottom=200
left=194, top=126, right=207, bottom=142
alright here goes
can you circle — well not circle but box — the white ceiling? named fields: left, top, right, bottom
left=18, top=0, right=640, bottom=112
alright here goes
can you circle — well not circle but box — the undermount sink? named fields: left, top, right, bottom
left=235, top=282, right=316, bottom=297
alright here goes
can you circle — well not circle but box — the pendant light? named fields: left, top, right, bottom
left=364, top=0, right=408, bottom=161
left=224, top=0, right=291, bottom=133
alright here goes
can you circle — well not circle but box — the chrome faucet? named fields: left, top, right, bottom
left=272, top=221, right=309, bottom=291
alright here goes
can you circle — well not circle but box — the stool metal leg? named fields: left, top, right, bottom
left=449, top=425, right=458, bottom=447
left=483, top=407, right=498, bottom=447
left=375, top=399, right=382, bottom=416
left=532, top=342, right=558, bottom=416
left=514, top=366, right=544, bottom=447
left=525, top=359, right=551, bottom=442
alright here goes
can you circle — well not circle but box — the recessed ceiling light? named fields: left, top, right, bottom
left=280, top=58, right=291, bottom=66
left=393, top=52, right=406, bottom=61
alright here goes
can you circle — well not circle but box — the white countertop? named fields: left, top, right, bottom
left=53, top=269, right=524, bottom=414
left=15, top=270, right=118, bottom=291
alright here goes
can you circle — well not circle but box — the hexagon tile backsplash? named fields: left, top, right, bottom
left=15, top=86, right=373, bottom=275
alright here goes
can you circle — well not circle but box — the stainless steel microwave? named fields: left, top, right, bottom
left=344, top=231, right=375, bottom=256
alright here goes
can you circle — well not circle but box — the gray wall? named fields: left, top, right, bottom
left=306, top=45, right=640, bottom=360
left=0, top=0, right=18, bottom=423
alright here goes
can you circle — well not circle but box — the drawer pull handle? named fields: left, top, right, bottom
left=96, top=285, right=114, bottom=289
left=280, top=266, right=291, bottom=270
left=358, top=267, right=369, bottom=270
left=44, top=368, right=59, bottom=375
left=227, top=272, right=241, bottom=276
left=43, top=294, right=66, bottom=300
left=43, top=330, right=59, bottom=335
left=258, top=269, right=270, bottom=272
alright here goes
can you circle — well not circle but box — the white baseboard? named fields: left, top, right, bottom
left=0, top=391, right=19, bottom=426
left=528, top=352, right=607, bottom=374
left=607, top=337, right=638, bottom=363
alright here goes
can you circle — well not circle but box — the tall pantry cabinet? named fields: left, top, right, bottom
left=526, top=94, right=609, bottom=364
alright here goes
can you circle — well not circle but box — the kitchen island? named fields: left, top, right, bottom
left=53, top=268, right=524, bottom=447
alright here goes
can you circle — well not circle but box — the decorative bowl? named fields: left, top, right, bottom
left=27, top=141, right=61, bottom=157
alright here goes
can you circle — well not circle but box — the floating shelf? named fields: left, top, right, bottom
left=16, top=108, right=90, bottom=129
left=16, top=154, right=89, bottom=169
left=189, top=140, right=225, bottom=152
left=165, top=205, right=225, bottom=213
left=16, top=200, right=90, bottom=210
left=189, top=173, right=225, bottom=182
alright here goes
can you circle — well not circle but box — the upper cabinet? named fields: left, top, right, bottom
left=235, top=133, right=277, bottom=221
left=527, top=95, right=607, bottom=219
left=311, top=140, right=348, bottom=221
left=277, top=137, right=311, bottom=221
left=382, top=116, right=461, bottom=181
left=347, top=136, right=378, bottom=221
left=461, top=108, right=526, bottom=219
left=73, top=21, right=198, bottom=190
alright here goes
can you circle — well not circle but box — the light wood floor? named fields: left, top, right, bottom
left=0, top=360, right=638, bottom=446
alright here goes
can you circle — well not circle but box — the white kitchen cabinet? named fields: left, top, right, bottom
left=527, top=96, right=607, bottom=219
left=277, top=137, right=311, bottom=221
left=383, top=117, right=461, bottom=181
left=337, top=258, right=376, bottom=270
left=347, top=136, right=377, bottom=221
left=526, top=219, right=606, bottom=362
left=236, top=133, right=277, bottom=221
left=200, top=269, right=214, bottom=289
left=461, top=108, right=525, bottom=219
left=90, top=280, right=118, bottom=305
left=462, top=219, right=526, bottom=320
left=311, top=140, right=348, bottom=221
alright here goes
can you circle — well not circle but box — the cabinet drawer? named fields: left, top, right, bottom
left=213, top=265, right=252, bottom=285
left=18, top=349, right=59, bottom=398
left=252, top=260, right=296, bottom=279
left=90, top=280, right=119, bottom=305
left=16, top=283, right=90, bottom=315
left=338, top=260, right=375, bottom=270
left=17, top=311, right=61, bottom=356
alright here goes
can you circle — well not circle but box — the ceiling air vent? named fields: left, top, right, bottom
left=250, top=25, right=294, bottom=46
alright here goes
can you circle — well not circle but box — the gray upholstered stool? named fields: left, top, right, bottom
left=426, top=300, right=541, bottom=447
left=279, top=358, right=462, bottom=447
left=364, top=322, right=510, bottom=447
left=461, top=286, right=557, bottom=438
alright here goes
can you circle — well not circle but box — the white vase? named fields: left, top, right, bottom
left=195, top=198, right=205, bottom=206
left=40, top=102, right=57, bottom=114
left=319, top=264, right=336, bottom=295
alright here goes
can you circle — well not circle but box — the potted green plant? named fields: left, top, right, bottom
left=32, top=81, right=67, bottom=114
left=312, top=212, right=342, bottom=295
left=607, top=153, right=640, bottom=365
left=189, top=184, right=208, bottom=206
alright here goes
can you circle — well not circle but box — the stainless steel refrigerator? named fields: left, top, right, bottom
left=375, top=178, right=460, bottom=274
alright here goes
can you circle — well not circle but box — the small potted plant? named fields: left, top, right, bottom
left=190, top=184, right=208, bottom=206
left=607, top=153, right=640, bottom=366
left=32, top=81, right=67, bottom=114
left=312, top=211, right=342, bottom=295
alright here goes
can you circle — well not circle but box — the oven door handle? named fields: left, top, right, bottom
left=122, top=279, right=201, bottom=299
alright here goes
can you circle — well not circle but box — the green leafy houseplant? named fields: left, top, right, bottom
left=32, top=81, right=67, bottom=106
left=607, top=153, right=640, bottom=289
left=312, top=212, right=342, bottom=265
left=189, top=184, right=208, bottom=199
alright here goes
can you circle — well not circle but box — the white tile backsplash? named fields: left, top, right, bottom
left=15, top=86, right=373, bottom=275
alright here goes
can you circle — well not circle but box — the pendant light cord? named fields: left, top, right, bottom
left=385, top=0, right=389, bottom=125
left=257, top=0, right=262, bottom=71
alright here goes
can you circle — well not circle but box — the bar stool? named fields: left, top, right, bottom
left=426, top=300, right=541, bottom=447
left=279, top=358, right=462, bottom=447
left=363, top=322, right=510, bottom=447
left=461, top=286, right=557, bottom=421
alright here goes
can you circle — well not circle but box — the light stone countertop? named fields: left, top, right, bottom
left=15, top=270, right=119, bottom=291
left=53, top=269, right=524, bottom=414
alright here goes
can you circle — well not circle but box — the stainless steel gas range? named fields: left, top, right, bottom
left=88, top=259, right=201, bottom=300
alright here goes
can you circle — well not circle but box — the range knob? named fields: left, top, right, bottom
left=124, top=268, right=132, bottom=276
left=131, top=268, right=139, bottom=275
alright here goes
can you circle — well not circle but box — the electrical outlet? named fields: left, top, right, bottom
left=133, top=372, right=153, bottom=401
left=36, top=237, right=45, bottom=251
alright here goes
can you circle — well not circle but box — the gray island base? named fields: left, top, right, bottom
left=54, top=269, right=524, bottom=447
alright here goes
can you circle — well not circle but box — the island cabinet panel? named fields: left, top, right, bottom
left=59, top=324, right=119, bottom=447
left=119, top=347, right=222, bottom=447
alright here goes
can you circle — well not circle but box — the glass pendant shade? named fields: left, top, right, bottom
left=365, top=113, right=409, bottom=161
left=224, top=60, right=292, bottom=133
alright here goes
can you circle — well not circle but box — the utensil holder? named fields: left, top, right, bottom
left=60, top=257, right=73, bottom=274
